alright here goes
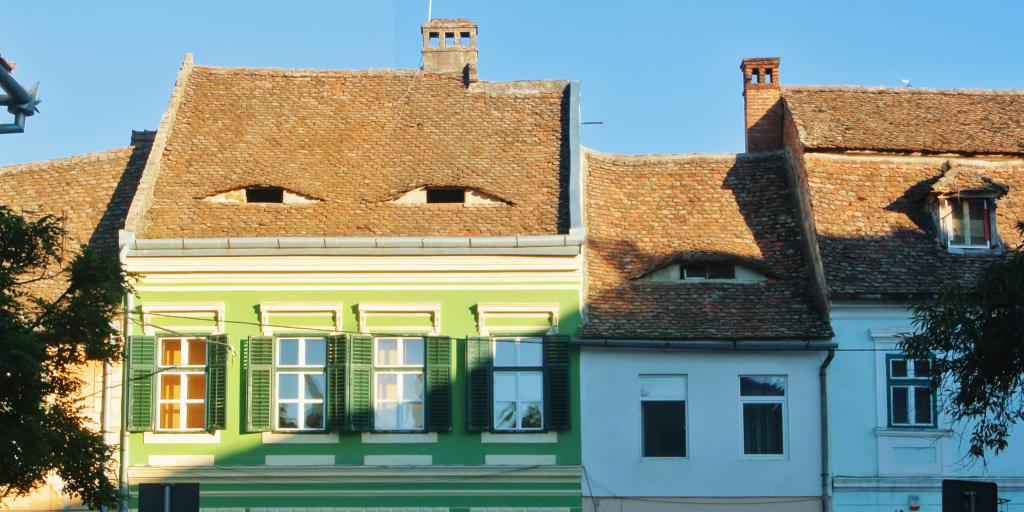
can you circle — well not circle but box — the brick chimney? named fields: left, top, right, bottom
left=130, top=129, right=156, bottom=147
left=741, top=57, right=783, bottom=152
left=422, top=19, right=478, bottom=81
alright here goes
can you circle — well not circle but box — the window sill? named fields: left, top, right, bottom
left=874, top=427, right=950, bottom=439
left=261, top=431, right=339, bottom=444
left=739, top=454, right=787, bottom=460
left=946, top=246, right=1003, bottom=256
left=143, top=431, right=221, bottom=444
left=361, top=432, right=438, bottom=444
left=640, top=456, right=688, bottom=461
left=480, top=431, right=557, bottom=444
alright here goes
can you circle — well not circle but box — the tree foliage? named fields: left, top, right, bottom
left=0, top=205, right=126, bottom=508
left=902, top=237, right=1024, bottom=459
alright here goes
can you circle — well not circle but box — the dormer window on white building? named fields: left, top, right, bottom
left=930, top=163, right=1008, bottom=253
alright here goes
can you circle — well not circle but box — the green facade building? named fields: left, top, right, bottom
left=117, top=18, right=584, bottom=512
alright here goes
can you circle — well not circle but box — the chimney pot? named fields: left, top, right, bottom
left=741, top=57, right=783, bottom=152
left=130, top=129, right=156, bottom=147
left=421, top=18, right=478, bottom=80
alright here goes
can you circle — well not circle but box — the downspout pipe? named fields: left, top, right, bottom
left=117, top=239, right=132, bottom=512
left=819, top=348, right=835, bottom=512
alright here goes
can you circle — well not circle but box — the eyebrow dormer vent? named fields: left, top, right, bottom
left=205, top=186, right=321, bottom=205
left=391, top=186, right=507, bottom=207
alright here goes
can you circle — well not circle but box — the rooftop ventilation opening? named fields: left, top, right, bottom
left=429, top=32, right=440, bottom=48
left=445, top=32, right=456, bottom=47
left=246, top=187, right=284, bottom=203
left=460, top=32, right=472, bottom=47
left=425, top=187, right=466, bottom=204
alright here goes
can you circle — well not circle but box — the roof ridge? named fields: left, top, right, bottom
left=123, top=53, right=195, bottom=237
left=193, top=65, right=425, bottom=77
left=0, top=147, right=134, bottom=177
left=783, top=84, right=1024, bottom=96
left=583, top=146, right=786, bottom=162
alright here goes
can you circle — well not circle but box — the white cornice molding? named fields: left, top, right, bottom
left=140, top=302, right=225, bottom=335
left=477, top=303, right=560, bottom=336
left=258, top=303, right=343, bottom=336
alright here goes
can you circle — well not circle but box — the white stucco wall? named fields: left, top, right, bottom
left=830, top=302, right=1024, bottom=512
left=581, top=347, right=826, bottom=500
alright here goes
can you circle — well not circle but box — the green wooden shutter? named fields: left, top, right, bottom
left=346, top=335, right=374, bottom=431
left=126, top=336, right=156, bottom=432
left=205, top=334, right=228, bottom=431
left=425, top=336, right=452, bottom=432
left=466, top=336, right=493, bottom=432
left=543, top=335, right=571, bottom=431
left=245, top=336, right=274, bottom=432
left=326, top=334, right=347, bottom=431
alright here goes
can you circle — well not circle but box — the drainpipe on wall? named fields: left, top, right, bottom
left=117, top=240, right=132, bottom=512
left=819, top=349, right=835, bottom=512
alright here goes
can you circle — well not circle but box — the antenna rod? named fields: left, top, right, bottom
left=427, top=0, right=432, bottom=21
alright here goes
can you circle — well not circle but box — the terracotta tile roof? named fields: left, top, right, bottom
left=0, top=144, right=150, bottom=300
left=931, top=163, right=1009, bottom=196
left=782, top=86, right=1024, bottom=155
left=581, top=149, right=832, bottom=340
left=133, top=62, right=571, bottom=238
left=802, top=153, right=1024, bottom=298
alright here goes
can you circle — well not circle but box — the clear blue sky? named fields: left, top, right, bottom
left=2, top=0, right=1022, bottom=166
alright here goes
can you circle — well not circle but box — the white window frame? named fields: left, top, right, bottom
left=738, top=374, right=788, bottom=458
left=639, top=374, right=688, bottom=459
left=274, top=337, right=327, bottom=432
left=156, top=337, right=207, bottom=432
left=492, top=336, right=545, bottom=432
left=942, top=197, right=992, bottom=249
left=373, top=337, right=425, bottom=432
left=887, top=357, right=936, bottom=428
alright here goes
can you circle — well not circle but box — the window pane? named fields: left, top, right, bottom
left=187, top=339, right=207, bottom=366
left=278, top=373, right=299, bottom=400
left=494, top=372, right=517, bottom=402
left=160, top=374, right=181, bottom=400
left=518, top=372, right=544, bottom=402
left=305, top=339, right=326, bottom=366
left=642, top=400, right=686, bottom=457
left=640, top=376, right=686, bottom=399
left=376, top=338, right=399, bottom=366
left=494, top=339, right=516, bottom=367
left=743, top=403, right=784, bottom=455
left=375, top=402, right=398, bottom=430
left=404, top=402, right=424, bottom=430
left=950, top=200, right=966, bottom=245
left=279, top=339, right=299, bottom=366
left=914, top=360, right=931, bottom=378
left=968, top=200, right=987, bottom=246
left=403, top=338, right=424, bottom=366
left=708, top=262, right=736, bottom=279
left=494, top=401, right=516, bottom=429
left=890, top=359, right=908, bottom=378
left=187, top=374, right=206, bottom=400
left=305, top=374, right=325, bottom=400
left=914, top=387, right=933, bottom=424
left=159, top=403, right=180, bottom=429
left=892, top=387, right=909, bottom=424
left=519, top=338, right=543, bottom=367
left=278, top=403, right=299, bottom=429
left=376, top=373, right=398, bottom=401
left=402, top=373, right=424, bottom=401
left=521, top=402, right=543, bottom=429
left=186, top=403, right=206, bottom=429
left=161, top=339, right=182, bottom=366
left=740, top=376, right=785, bottom=396
left=684, top=265, right=707, bottom=279
left=305, top=403, right=324, bottom=429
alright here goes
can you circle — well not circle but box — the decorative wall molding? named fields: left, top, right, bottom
left=476, top=303, right=560, bottom=335
left=140, top=302, right=225, bottom=335
left=146, top=454, right=215, bottom=466
left=363, top=455, right=433, bottom=466
left=258, top=302, right=343, bottom=335
left=358, top=303, right=441, bottom=335
left=480, top=432, right=557, bottom=444
left=261, top=431, right=339, bottom=444
left=144, top=431, right=221, bottom=444
left=361, top=432, right=438, bottom=444
left=265, top=455, right=335, bottom=466
left=484, top=455, right=556, bottom=466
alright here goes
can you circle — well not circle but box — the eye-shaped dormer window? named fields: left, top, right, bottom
left=204, top=186, right=321, bottom=205
left=391, top=186, right=509, bottom=207
left=639, top=261, right=767, bottom=283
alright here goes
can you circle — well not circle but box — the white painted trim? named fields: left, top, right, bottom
left=477, top=303, right=560, bottom=336
left=480, top=431, right=558, bottom=444
left=484, top=455, right=556, bottom=465
left=358, top=303, right=441, bottom=335
left=260, top=431, right=338, bottom=444
left=140, top=302, right=225, bottom=335
left=143, top=431, right=221, bottom=444
left=363, top=455, right=433, bottom=466
left=251, top=509, right=446, bottom=512
left=265, top=455, right=336, bottom=466
left=136, top=284, right=581, bottom=292
left=872, top=328, right=911, bottom=428
left=258, top=302, right=343, bottom=335
left=874, top=428, right=951, bottom=439
left=361, top=432, right=438, bottom=444
left=834, top=475, right=1024, bottom=490
left=472, top=508, right=569, bottom=512
left=147, top=454, right=214, bottom=466
left=127, top=464, right=581, bottom=483
left=125, top=254, right=584, bottom=274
